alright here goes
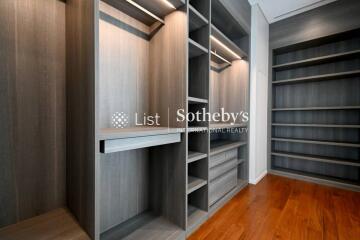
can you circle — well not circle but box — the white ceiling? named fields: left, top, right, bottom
left=248, top=0, right=337, bottom=23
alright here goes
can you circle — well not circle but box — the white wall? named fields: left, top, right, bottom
left=249, top=4, right=269, bottom=184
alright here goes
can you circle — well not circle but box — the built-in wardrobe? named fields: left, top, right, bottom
left=269, top=0, right=360, bottom=192
left=0, top=0, right=250, bottom=240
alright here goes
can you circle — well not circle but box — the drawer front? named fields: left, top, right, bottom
left=209, top=158, right=238, bottom=181
left=209, top=152, right=226, bottom=168
left=210, top=149, right=238, bottom=168
left=225, top=149, right=238, bottom=160
left=209, top=168, right=237, bottom=206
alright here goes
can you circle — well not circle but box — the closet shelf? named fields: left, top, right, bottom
left=189, top=38, right=209, bottom=58
left=99, top=127, right=183, bottom=153
left=188, top=151, right=207, bottom=164
left=188, top=176, right=207, bottom=194
left=211, top=0, right=249, bottom=40
left=210, top=123, right=247, bottom=130
left=103, top=0, right=185, bottom=26
left=272, top=106, right=360, bottom=111
left=272, top=151, right=360, bottom=167
left=210, top=140, right=247, bottom=156
left=271, top=168, right=360, bottom=192
left=188, top=96, right=208, bottom=104
left=187, top=205, right=207, bottom=235
left=272, top=49, right=360, bottom=70
left=101, top=211, right=184, bottom=240
left=237, top=159, right=245, bottom=165
left=272, top=137, right=360, bottom=148
left=0, top=208, right=88, bottom=240
left=272, top=123, right=360, bottom=128
left=189, top=4, right=209, bottom=32
left=272, top=69, right=360, bottom=85
left=211, top=25, right=248, bottom=60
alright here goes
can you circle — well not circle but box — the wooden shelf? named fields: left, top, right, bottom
left=272, top=123, right=360, bottom=128
left=103, top=0, right=185, bottom=26
left=210, top=123, right=247, bottom=130
left=0, top=208, right=89, bottom=240
left=272, top=137, right=360, bottom=148
left=211, top=0, right=249, bottom=40
left=101, top=211, right=184, bottom=240
left=100, top=127, right=183, bottom=153
left=189, top=4, right=208, bottom=32
left=210, top=140, right=247, bottom=156
left=188, top=151, right=207, bottom=164
left=272, top=106, right=360, bottom=111
left=188, top=96, right=208, bottom=104
left=189, top=38, right=209, bottom=58
left=188, top=176, right=207, bottom=194
left=187, top=205, right=207, bottom=235
left=237, top=159, right=245, bottom=165
left=273, top=49, right=360, bottom=70
left=272, top=151, right=360, bottom=167
left=272, top=70, right=360, bottom=85
left=270, top=168, right=360, bottom=192
left=99, top=127, right=183, bottom=140
left=211, top=25, right=248, bottom=60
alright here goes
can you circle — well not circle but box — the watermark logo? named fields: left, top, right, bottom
left=112, top=112, right=129, bottom=128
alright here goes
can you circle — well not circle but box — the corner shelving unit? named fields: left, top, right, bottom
left=270, top=28, right=360, bottom=192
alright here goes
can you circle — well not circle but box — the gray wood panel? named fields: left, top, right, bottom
left=66, top=0, right=98, bottom=238
left=99, top=3, right=150, bottom=128
left=149, top=9, right=188, bottom=128
left=0, top=0, right=66, bottom=228
left=269, top=0, right=360, bottom=50
left=100, top=150, right=150, bottom=232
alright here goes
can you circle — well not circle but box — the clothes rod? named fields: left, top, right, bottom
left=211, top=51, right=232, bottom=65
left=126, top=0, right=165, bottom=24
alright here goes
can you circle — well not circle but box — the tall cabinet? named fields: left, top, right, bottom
left=66, top=0, right=250, bottom=239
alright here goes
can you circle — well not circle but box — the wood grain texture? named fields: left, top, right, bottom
left=0, top=208, right=90, bottom=240
left=99, top=2, right=150, bottom=128
left=269, top=0, right=360, bottom=49
left=66, top=0, right=98, bottom=238
left=0, top=0, right=66, bottom=228
left=189, top=174, right=360, bottom=240
left=149, top=9, right=188, bottom=128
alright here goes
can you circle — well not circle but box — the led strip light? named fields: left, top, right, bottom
left=210, top=35, right=241, bottom=59
left=126, top=0, right=165, bottom=24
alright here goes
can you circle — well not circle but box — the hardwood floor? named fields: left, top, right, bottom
left=189, top=174, right=360, bottom=240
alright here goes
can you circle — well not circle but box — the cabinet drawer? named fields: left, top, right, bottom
left=226, top=149, right=238, bottom=160
left=209, top=168, right=237, bottom=206
left=210, top=158, right=238, bottom=181
left=209, top=152, right=226, bottom=168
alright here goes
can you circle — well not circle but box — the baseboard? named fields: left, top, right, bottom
left=249, top=170, right=267, bottom=185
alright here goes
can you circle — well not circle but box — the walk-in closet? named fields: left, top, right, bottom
left=0, top=0, right=250, bottom=239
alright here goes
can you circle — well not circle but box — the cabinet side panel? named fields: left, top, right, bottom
left=66, top=0, right=97, bottom=238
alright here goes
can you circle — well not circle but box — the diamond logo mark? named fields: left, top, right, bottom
left=112, top=112, right=129, bottom=128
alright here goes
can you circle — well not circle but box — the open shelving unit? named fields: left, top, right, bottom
left=270, top=28, right=360, bottom=192
left=186, top=0, right=211, bottom=236
left=0, top=0, right=250, bottom=239
left=208, top=0, right=250, bottom=217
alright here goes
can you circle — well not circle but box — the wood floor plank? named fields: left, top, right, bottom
left=188, top=174, right=360, bottom=240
